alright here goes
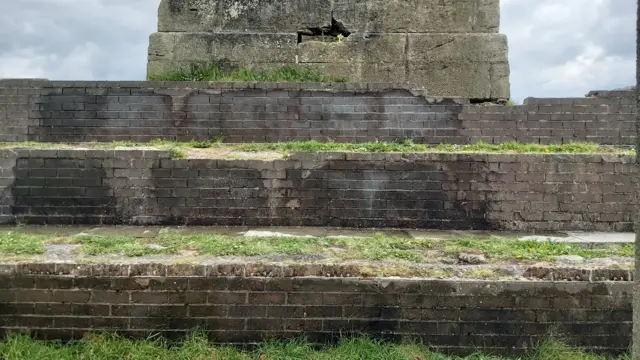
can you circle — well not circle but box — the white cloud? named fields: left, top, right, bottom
left=0, top=42, right=102, bottom=79
left=501, top=0, right=635, bottom=100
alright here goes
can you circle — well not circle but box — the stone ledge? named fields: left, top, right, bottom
left=0, top=262, right=632, bottom=283
left=0, top=147, right=633, bottom=163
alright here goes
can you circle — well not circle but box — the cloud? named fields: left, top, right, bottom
left=0, top=0, right=635, bottom=101
left=0, top=0, right=157, bottom=80
left=501, top=0, right=635, bottom=99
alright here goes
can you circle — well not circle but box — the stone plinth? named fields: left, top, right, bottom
left=148, top=0, right=511, bottom=99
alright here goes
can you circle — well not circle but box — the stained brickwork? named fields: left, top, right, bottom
left=0, top=80, right=635, bottom=145
left=0, top=262, right=631, bottom=355
left=0, top=149, right=633, bottom=231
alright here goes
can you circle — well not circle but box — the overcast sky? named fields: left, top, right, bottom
left=0, top=0, right=635, bottom=102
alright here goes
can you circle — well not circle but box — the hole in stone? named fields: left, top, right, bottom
left=470, top=98, right=508, bottom=105
left=297, top=18, right=351, bottom=43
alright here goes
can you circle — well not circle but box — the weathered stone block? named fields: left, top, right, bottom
left=332, top=0, right=500, bottom=33
left=407, top=61, right=510, bottom=99
left=298, top=33, right=406, bottom=63
left=148, top=32, right=298, bottom=68
left=149, top=0, right=510, bottom=98
left=158, top=0, right=332, bottom=32
left=407, top=34, right=508, bottom=63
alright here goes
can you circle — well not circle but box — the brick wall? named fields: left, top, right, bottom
left=0, top=149, right=633, bottom=231
left=0, top=80, right=635, bottom=145
left=0, top=262, right=631, bottom=355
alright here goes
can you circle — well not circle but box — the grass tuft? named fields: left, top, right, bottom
left=0, top=333, right=629, bottom=360
left=233, top=140, right=629, bottom=155
left=443, top=238, right=634, bottom=262
left=0, top=231, right=46, bottom=255
left=148, top=63, right=346, bottom=83
left=168, top=147, right=186, bottom=159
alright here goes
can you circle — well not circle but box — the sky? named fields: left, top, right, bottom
left=0, top=0, right=635, bottom=102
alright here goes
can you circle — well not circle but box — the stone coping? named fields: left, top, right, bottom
left=1, top=79, right=632, bottom=102
left=0, top=79, right=429, bottom=92
left=0, top=148, right=633, bottom=163
left=0, top=261, right=632, bottom=282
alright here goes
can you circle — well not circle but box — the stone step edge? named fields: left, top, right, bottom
left=0, top=148, right=633, bottom=164
left=0, top=262, right=632, bottom=282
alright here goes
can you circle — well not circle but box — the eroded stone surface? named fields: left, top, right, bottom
left=148, top=0, right=511, bottom=99
left=158, top=0, right=331, bottom=32
left=332, top=0, right=499, bottom=33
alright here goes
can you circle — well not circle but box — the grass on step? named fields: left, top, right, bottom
left=0, top=231, right=46, bottom=255
left=230, top=140, right=630, bottom=154
left=148, top=63, right=346, bottom=83
left=2, top=231, right=632, bottom=264
left=0, top=140, right=632, bottom=155
left=0, top=333, right=630, bottom=360
left=442, top=238, right=634, bottom=261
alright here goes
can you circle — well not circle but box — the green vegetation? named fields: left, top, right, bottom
left=0, top=231, right=631, bottom=264
left=0, top=333, right=630, bottom=360
left=0, top=140, right=630, bottom=155
left=168, top=147, right=186, bottom=159
left=72, top=233, right=636, bottom=262
left=0, top=231, right=46, bottom=255
left=442, top=238, right=634, bottom=261
left=429, top=141, right=625, bottom=154
left=148, top=63, right=346, bottom=82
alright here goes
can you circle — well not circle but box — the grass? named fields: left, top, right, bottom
left=0, top=231, right=46, bottom=255
left=441, top=238, right=634, bottom=262
left=148, top=63, right=346, bottom=83
left=0, top=333, right=630, bottom=360
left=1, top=231, right=632, bottom=265
left=0, top=140, right=631, bottom=155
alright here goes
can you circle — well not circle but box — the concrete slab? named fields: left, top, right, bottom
left=158, top=226, right=250, bottom=237
left=408, top=230, right=470, bottom=240
left=518, top=235, right=581, bottom=243
left=3, top=225, right=95, bottom=236
left=244, top=230, right=317, bottom=238
left=566, top=232, right=634, bottom=244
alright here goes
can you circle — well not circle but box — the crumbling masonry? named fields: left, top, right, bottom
left=148, top=0, right=510, bottom=100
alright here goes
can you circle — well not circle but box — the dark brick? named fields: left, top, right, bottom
left=228, top=305, right=266, bottom=318
left=90, top=290, right=130, bottom=304
left=188, top=278, right=228, bottom=291
left=287, top=292, right=323, bottom=305
left=248, top=292, right=286, bottom=305
left=247, top=318, right=284, bottom=331
left=188, top=305, right=229, bottom=317
left=0, top=303, right=35, bottom=315
left=227, top=278, right=266, bottom=291
left=207, top=291, right=247, bottom=304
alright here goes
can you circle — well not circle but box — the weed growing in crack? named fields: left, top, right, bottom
left=168, top=148, right=186, bottom=159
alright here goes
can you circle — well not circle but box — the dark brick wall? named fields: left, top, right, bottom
left=0, top=149, right=633, bottom=231
left=0, top=262, right=631, bottom=355
left=0, top=80, right=635, bottom=145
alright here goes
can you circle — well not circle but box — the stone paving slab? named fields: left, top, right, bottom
left=4, top=225, right=634, bottom=246
left=520, top=232, right=634, bottom=246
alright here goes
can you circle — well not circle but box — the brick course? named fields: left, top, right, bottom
left=0, top=80, right=635, bottom=145
left=0, top=149, right=633, bottom=231
left=0, top=262, right=631, bottom=355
